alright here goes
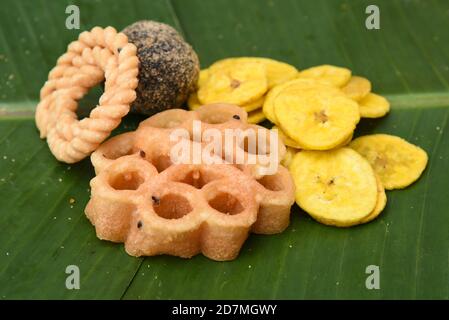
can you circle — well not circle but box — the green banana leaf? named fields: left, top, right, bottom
left=0, top=0, right=448, bottom=299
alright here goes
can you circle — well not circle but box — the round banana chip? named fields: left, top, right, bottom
left=210, top=57, right=298, bottom=88
left=297, top=64, right=351, bottom=87
left=187, top=92, right=201, bottom=110
left=242, top=95, right=265, bottom=112
left=198, top=69, right=210, bottom=88
left=359, top=174, right=387, bottom=224
left=274, top=87, right=360, bottom=150
left=290, top=148, right=378, bottom=227
left=342, top=76, right=371, bottom=101
left=359, top=93, right=390, bottom=118
left=189, top=69, right=210, bottom=110
left=247, top=109, right=266, bottom=124
left=198, top=61, right=267, bottom=105
left=337, top=132, right=354, bottom=148
left=272, top=126, right=353, bottom=150
left=190, top=91, right=264, bottom=112
left=281, top=147, right=298, bottom=168
left=349, top=134, right=428, bottom=190
left=263, top=78, right=334, bottom=125
left=262, top=81, right=286, bottom=124
left=274, top=124, right=353, bottom=150
left=273, top=125, right=301, bottom=149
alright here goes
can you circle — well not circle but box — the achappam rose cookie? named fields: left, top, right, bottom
left=86, top=103, right=295, bottom=261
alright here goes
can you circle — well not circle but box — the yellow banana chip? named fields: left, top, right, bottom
left=290, top=148, right=378, bottom=227
left=342, top=76, right=371, bottom=101
left=273, top=125, right=301, bottom=149
left=281, top=147, right=298, bottom=168
left=263, top=78, right=335, bottom=124
left=187, top=92, right=201, bottom=110
left=198, top=69, right=210, bottom=88
left=349, top=134, right=428, bottom=190
left=242, top=95, right=265, bottom=112
left=274, top=122, right=352, bottom=151
left=297, top=64, right=351, bottom=87
left=198, top=61, right=267, bottom=105
left=189, top=69, right=211, bottom=110
left=337, top=132, right=354, bottom=148
left=190, top=89, right=263, bottom=112
left=274, top=87, right=360, bottom=150
left=359, top=93, right=390, bottom=118
left=247, top=109, right=266, bottom=124
left=210, top=57, right=298, bottom=88
left=359, top=174, right=387, bottom=224
left=262, top=82, right=285, bottom=124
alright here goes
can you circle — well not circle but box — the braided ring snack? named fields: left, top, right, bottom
left=87, top=104, right=294, bottom=261
left=35, top=26, right=139, bottom=163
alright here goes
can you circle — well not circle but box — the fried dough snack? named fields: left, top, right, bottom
left=35, top=26, right=139, bottom=163
left=87, top=103, right=294, bottom=261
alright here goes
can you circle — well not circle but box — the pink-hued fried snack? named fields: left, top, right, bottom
left=35, top=26, right=139, bottom=163
left=90, top=132, right=136, bottom=174
left=86, top=103, right=295, bottom=261
left=86, top=155, right=157, bottom=242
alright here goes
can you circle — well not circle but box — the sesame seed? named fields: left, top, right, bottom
left=152, top=195, right=160, bottom=205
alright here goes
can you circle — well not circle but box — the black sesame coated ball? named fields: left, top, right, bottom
left=122, top=20, right=200, bottom=115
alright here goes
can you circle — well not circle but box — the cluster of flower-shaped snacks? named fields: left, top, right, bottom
left=86, top=103, right=295, bottom=261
